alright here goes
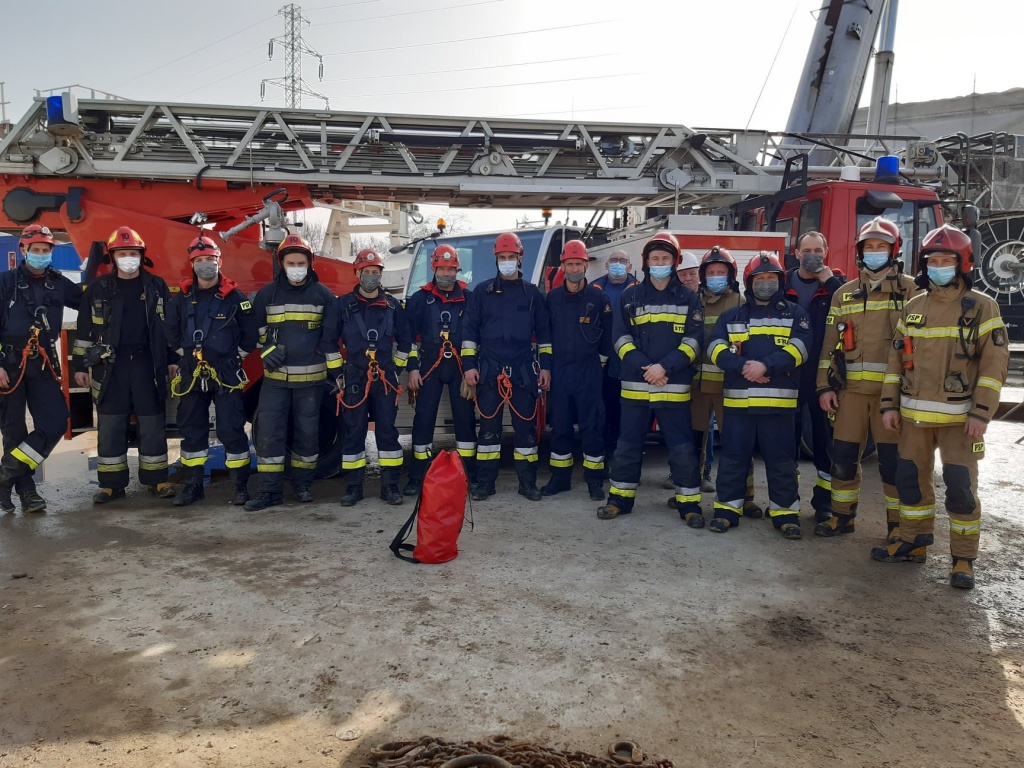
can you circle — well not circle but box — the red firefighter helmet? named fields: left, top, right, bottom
left=919, top=223, right=974, bottom=271
left=494, top=232, right=524, bottom=257
left=431, top=244, right=460, bottom=270
left=743, top=251, right=785, bottom=292
left=699, top=245, right=737, bottom=285
left=187, top=235, right=221, bottom=260
left=641, top=232, right=680, bottom=266
left=856, top=217, right=901, bottom=263
left=560, top=239, right=589, bottom=263
left=353, top=248, right=384, bottom=271
left=277, top=233, right=314, bottom=262
left=106, top=226, right=146, bottom=253
left=19, top=224, right=55, bottom=248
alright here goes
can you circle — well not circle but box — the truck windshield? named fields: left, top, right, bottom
left=855, top=199, right=938, bottom=267
left=405, top=230, right=547, bottom=293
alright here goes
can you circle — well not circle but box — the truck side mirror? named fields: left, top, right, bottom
left=962, top=204, right=981, bottom=229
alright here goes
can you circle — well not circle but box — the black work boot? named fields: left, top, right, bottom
left=470, top=482, right=495, bottom=501
left=950, top=557, right=976, bottom=589
left=229, top=468, right=250, bottom=506
left=244, top=491, right=283, bottom=512
left=540, top=476, right=571, bottom=497
left=518, top=482, right=542, bottom=501
left=19, top=490, right=47, bottom=514
left=339, top=486, right=364, bottom=507
left=0, top=480, right=16, bottom=514
left=815, top=512, right=855, bottom=537
left=93, top=488, right=126, bottom=504
left=586, top=480, right=605, bottom=501
left=173, top=483, right=205, bottom=507
left=293, top=484, right=314, bottom=503
left=871, top=534, right=932, bottom=563
left=174, top=467, right=205, bottom=507
left=517, top=464, right=542, bottom=501
left=379, top=484, right=403, bottom=506
left=402, top=477, right=422, bottom=497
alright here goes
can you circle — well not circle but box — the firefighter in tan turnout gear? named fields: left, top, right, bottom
left=872, top=224, right=1008, bottom=589
left=815, top=218, right=921, bottom=539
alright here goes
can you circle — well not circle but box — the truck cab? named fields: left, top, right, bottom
left=746, top=177, right=943, bottom=278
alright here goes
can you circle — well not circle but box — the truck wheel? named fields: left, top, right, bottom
left=974, top=214, right=1024, bottom=341
left=248, top=381, right=346, bottom=480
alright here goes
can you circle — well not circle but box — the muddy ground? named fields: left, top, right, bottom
left=2, top=421, right=1023, bottom=768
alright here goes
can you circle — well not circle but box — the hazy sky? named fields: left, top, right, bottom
left=4, top=0, right=1021, bottom=231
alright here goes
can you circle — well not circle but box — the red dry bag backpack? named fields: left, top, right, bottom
left=390, top=450, right=470, bottom=564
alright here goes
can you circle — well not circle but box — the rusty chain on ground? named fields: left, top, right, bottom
left=364, top=735, right=674, bottom=768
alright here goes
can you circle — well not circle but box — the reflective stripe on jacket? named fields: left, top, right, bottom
left=880, top=280, right=1009, bottom=425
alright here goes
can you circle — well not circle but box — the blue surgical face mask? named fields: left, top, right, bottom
left=705, top=275, right=729, bottom=294
left=26, top=253, right=52, bottom=270
left=607, top=263, right=628, bottom=279
left=649, top=265, right=673, bottom=280
left=928, top=265, right=957, bottom=286
left=862, top=252, right=890, bottom=271
left=497, top=260, right=518, bottom=277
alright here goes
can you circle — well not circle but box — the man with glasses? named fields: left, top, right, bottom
left=0, top=225, right=82, bottom=514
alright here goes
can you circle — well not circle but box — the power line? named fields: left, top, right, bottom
left=320, top=19, right=613, bottom=57
left=320, top=52, right=617, bottom=84
left=173, top=60, right=272, bottom=100
left=303, top=0, right=381, bottom=10
left=336, top=71, right=639, bottom=99
left=112, top=14, right=277, bottom=89
left=311, top=0, right=501, bottom=27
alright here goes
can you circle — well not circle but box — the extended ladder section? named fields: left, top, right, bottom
left=0, top=98, right=947, bottom=212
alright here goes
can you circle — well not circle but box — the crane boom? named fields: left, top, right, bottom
left=0, top=97, right=942, bottom=217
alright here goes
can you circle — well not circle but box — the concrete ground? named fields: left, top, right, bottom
left=1, top=420, right=1023, bottom=768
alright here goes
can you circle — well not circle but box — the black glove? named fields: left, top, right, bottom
left=261, top=345, right=287, bottom=372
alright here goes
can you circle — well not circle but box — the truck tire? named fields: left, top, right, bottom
left=247, top=380, right=346, bottom=480
left=974, top=214, right=1024, bottom=341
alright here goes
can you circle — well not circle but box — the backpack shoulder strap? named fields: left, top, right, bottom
left=389, top=495, right=422, bottom=563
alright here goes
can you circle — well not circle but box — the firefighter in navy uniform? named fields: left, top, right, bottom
left=815, top=218, right=921, bottom=539
left=166, top=236, right=259, bottom=507
left=707, top=252, right=812, bottom=539
left=597, top=232, right=704, bottom=525
left=326, top=249, right=412, bottom=507
left=541, top=240, right=612, bottom=501
left=246, top=234, right=335, bottom=511
left=873, top=224, right=1009, bottom=590
left=0, top=225, right=82, bottom=513
left=682, top=245, right=763, bottom=517
left=403, top=244, right=475, bottom=497
left=73, top=226, right=176, bottom=503
left=461, top=232, right=552, bottom=502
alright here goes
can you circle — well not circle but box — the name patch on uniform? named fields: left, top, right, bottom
left=972, top=441, right=985, bottom=453
left=308, top=321, right=322, bottom=330
left=239, top=300, right=252, bottom=311
left=580, top=317, right=591, bottom=324
left=673, top=324, right=685, bottom=333
left=906, top=313, right=925, bottom=325
left=826, top=315, right=836, bottom=324
left=843, top=292, right=857, bottom=302
left=775, top=336, right=788, bottom=346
